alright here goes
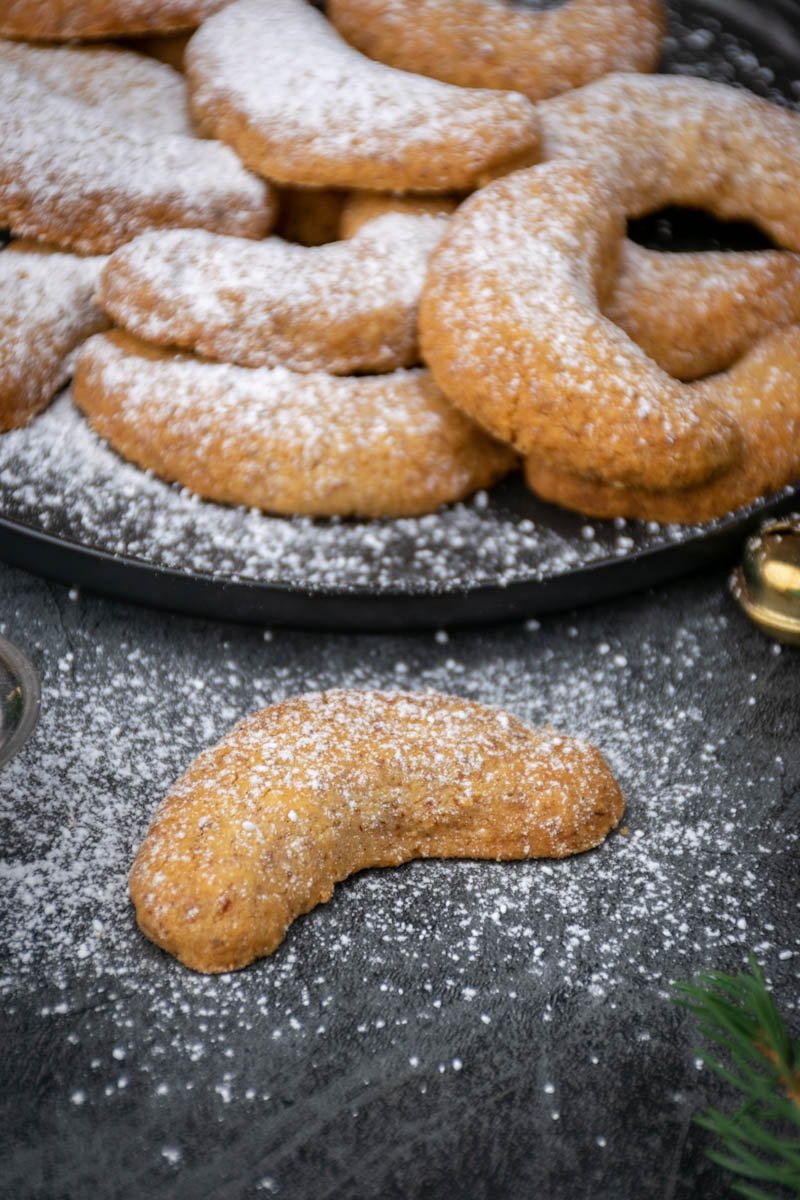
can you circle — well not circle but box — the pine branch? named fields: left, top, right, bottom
left=673, top=957, right=800, bottom=1198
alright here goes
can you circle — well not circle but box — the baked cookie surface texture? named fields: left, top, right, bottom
left=73, top=332, right=514, bottom=518
left=525, top=324, right=800, bottom=524
left=0, top=41, right=273, bottom=254
left=328, top=0, right=665, bottom=102
left=537, top=73, right=800, bottom=247
left=185, top=0, right=541, bottom=191
left=420, top=162, right=742, bottom=491
left=0, top=242, right=109, bottom=431
left=129, top=689, right=625, bottom=972
left=0, top=0, right=229, bottom=40
left=98, top=214, right=447, bottom=374
left=607, top=243, right=800, bottom=382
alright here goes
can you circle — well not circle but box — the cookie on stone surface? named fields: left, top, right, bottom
left=130, top=689, right=625, bottom=972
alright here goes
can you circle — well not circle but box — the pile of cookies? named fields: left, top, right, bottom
left=4, top=0, right=800, bottom=523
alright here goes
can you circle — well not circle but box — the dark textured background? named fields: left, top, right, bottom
left=1, top=558, right=798, bottom=1200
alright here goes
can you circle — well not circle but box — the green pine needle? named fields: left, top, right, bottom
left=673, top=957, right=800, bottom=1197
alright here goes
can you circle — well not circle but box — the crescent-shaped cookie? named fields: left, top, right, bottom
left=98, top=213, right=447, bottom=374
left=338, top=199, right=800, bottom=381
left=73, top=331, right=515, bottom=518
left=185, top=0, right=541, bottom=192
left=0, top=39, right=194, bottom=137
left=420, top=162, right=741, bottom=491
left=0, top=241, right=109, bottom=431
left=129, top=689, right=625, bottom=973
left=538, top=73, right=800, bottom=249
left=328, top=0, right=665, bottom=103
left=0, top=49, right=273, bottom=254
left=609, top=243, right=800, bottom=382
left=0, top=0, right=228, bottom=40
left=525, top=324, right=800, bottom=524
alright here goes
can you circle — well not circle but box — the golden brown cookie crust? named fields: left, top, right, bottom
left=538, top=73, right=800, bottom=248
left=328, top=0, right=665, bottom=102
left=608, top=243, right=800, bottom=382
left=0, top=45, right=273, bottom=253
left=73, top=331, right=515, bottom=519
left=129, top=689, right=625, bottom=973
left=98, top=215, right=447, bottom=375
left=185, top=0, right=541, bottom=192
left=525, top=324, right=800, bottom=524
left=420, top=162, right=741, bottom=491
left=0, top=241, right=109, bottom=432
left=0, top=0, right=227, bottom=40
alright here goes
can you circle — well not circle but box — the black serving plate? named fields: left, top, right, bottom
left=0, top=0, right=799, bottom=630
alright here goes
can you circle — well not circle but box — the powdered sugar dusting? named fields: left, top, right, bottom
left=0, top=0, right=227, bottom=40
left=1, top=583, right=796, bottom=1173
left=421, top=163, right=735, bottom=488
left=0, top=244, right=108, bottom=415
left=538, top=73, right=800, bottom=246
left=186, top=0, right=539, bottom=189
left=0, top=39, right=195, bottom=138
left=0, top=52, right=271, bottom=254
left=100, top=213, right=446, bottom=373
left=74, top=332, right=511, bottom=517
left=0, top=389, right=700, bottom=592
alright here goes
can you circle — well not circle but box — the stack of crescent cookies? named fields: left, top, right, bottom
left=4, top=0, right=800, bottom=524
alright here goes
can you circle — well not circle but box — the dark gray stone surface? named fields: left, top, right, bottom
left=1, top=560, right=798, bottom=1200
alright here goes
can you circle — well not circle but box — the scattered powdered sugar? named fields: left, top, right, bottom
left=74, top=332, right=511, bottom=517
left=663, top=3, right=800, bottom=106
left=0, top=53, right=270, bottom=254
left=0, top=583, right=796, bottom=1174
left=0, top=39, right=195, bottom=138
left=0, top=390, right=703, bottom=592
left=99, top=213, right=446, bottom=373
left=186, top=0, right=539, bottom=188
left=0, top=244, right=108, bottom=407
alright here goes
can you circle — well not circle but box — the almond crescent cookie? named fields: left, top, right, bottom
left=328, top=0, right=665, bottom=103
left=98, top=214, right=447, bottom=374
left=129, top=689, right=625, bottom=972
left=185, top=0, right=541, bottom=192
left=73, top=331, right=515, bottom=518
left=0, top=47, right=273, bottom=254
left=420, top=163, right=741, bottom=491
left=0, top=242, right=109, bottom=432
left=538, top=73, right=800, bottom=249
left=337, top=197, right=800, bottom=382
left=608, top=243, right=800, bottom=383
left=0, top=0, right=228, bottom=40
left=0, top=38, right=195, bottom=138
left=525, top=324, right=800, bottom=525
